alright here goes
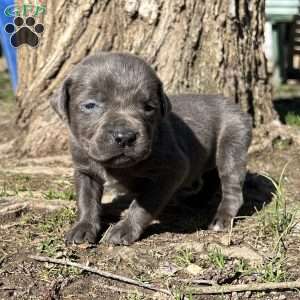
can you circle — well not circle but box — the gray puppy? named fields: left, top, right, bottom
left=50, top=52, right=252, bottom=245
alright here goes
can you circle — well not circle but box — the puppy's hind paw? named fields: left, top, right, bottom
left=104, top=219, right=142, bottom=245
left=208, top=213, right=233, bottom=231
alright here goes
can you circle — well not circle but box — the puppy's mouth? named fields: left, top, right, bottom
left=88, top=146, right=151, bottom=168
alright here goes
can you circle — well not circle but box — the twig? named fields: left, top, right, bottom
left=0, top=254, right=8, bottom=267
left=29, top=255, right=171, bottom=296
left=177, top=278, right=217, bottom=286
left=99, top=224, right=113, bottom=243
left=227, top=216, right=249, bottom=246
left=191, top=281, right=300, bottom=295
left=0, top=222, right=30, bottom=229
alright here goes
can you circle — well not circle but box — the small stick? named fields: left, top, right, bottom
left=29, top=255, right=171, bottom=296
left=191, top=281, right=300, bottom=295
left=177, top=279, right=217, bottom=286
left=29, top=255, right=300, bottom=296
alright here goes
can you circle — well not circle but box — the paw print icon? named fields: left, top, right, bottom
left=5, top=16, right=44, bottom=48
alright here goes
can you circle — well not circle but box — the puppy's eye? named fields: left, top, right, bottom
left=85, top=102, right=96, bottom=110
left=144, top=104, right=156, bottom=114
left=80, top=100, right=100, bottom=113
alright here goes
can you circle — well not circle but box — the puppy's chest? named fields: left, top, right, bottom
left=102, top=169, right=130, bottom=195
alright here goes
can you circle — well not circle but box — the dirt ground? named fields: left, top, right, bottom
left=0, top=71, right=300, bottom=300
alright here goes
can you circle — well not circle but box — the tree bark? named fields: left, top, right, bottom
left=15, top=0, right=275, bottom=157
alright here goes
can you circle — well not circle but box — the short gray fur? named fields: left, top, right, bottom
left=50, top=52, right=252, bottom=245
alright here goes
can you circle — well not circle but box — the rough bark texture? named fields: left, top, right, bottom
left=16, top=0, right=275, bottom=157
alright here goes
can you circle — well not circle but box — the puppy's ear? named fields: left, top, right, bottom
left=50, top=78, right=72, bottom=123
left=159, top=85, right=172, bottom=117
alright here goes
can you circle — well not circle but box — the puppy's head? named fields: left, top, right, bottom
left=51, top=52, right=171, bottom=168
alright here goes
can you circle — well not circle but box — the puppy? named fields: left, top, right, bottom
left=50, top=52, right=252, bottom=245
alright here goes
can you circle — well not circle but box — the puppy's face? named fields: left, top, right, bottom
left=51, top=53, right=171, bottom=168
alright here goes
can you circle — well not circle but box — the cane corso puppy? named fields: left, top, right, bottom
left=50, top=52, right=252, bottom=245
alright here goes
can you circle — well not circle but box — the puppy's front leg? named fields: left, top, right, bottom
left=65, top=170, right=103, bottom=245
left=105, top=176, right=182, bottom=245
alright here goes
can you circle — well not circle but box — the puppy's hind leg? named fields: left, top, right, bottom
left=209, top=122, right=250, bottom=231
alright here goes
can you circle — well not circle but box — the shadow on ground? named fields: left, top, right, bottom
left=101, top=171, right=276, bottom=240
left=274, top=97, right=300, bottom=124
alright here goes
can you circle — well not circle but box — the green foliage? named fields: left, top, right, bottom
left=0, top=183, right=17, bottom=197
left=174, top=248, right=195, bottom=267
left=285, top=112, right=300, bottom=126
left=38, top=208, right=76, bottom=233
left=260, top=256, right=286, bottom=283
left=0, top=71, right=14, bottom=102
left=259, top=164, right=296, bottom=253
left=126, top=293, right=145, bottom=300
left=37, top=237, right=63, bottom=257
left=208, top=247, right=226, bottom=269
left=43, top=189, right=75, bottom=201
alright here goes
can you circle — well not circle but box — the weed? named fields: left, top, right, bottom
left=0, top=183, right=17, bottom=197
left=285, top=112, right=300, bottom=126
left=0, top=71, right=14, bottom=103
left=234, top=258, right=251, bottom=274
left=126, top=292, right=145, bottom=300
left=38, top=208, right=76, bottom=234
left=260, top=256, right=286, bottom=282
left=37, top=237, right=63, bottom=257
left=259, top=163, right=296, bottom=253
left=43, top=189, right=75, bottom=201
left=253, top=164, right=297, bottom=284
left=40, top=264, right=81, bottom=280
left=208, top=247, right=226, bottom=269
left=135, top=273, right=151, bottom=284
left=174, top=290, right=184, bottom=300
left=272, top=137, right=292, bottom=150
left=175, top=248, right=195, bottom=267
left=174, top=290, right=193, bottom=300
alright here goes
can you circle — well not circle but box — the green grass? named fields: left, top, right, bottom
left=0, top=183, right=18, bottom=197
left=40, top=263, right=81, bottom=280
left=259, top=164, right=296, bottom=254
left=126, top=293, right=146, bottom=300
left=43, top=189, right=75, bottom=201
left=0, top=71, right=14, bottom=103
left=173, top=289, right=193, bottom=300
left=37, top=237, right=63, bottom=257
left=208, top=247, right=227, bottom=269
left=285, top=112, right=300, bottom=126
left=234, top=258, right=251, bottom=274
left=260, top=256, right=286, bottom=283
left=174, top=248, right=195, bottom=268
left=38, top=207, right=76, bottom=234
left=275, top=84, right=300, bottom=98
left=253, top=163, right=297, bottom=283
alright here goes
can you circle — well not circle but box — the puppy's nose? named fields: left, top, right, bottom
left=113, top=128, right=137, bottom=147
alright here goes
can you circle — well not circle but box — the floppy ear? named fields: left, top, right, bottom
left=160, top=92, right=172, bottom=117
left=50, top=78, right=72, bottom=123
left=159, top=84, right=172, bottom=117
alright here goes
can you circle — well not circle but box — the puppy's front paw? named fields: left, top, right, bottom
left=65, top=221, right=100, bottom=245
left=209, top=212, right=232, bottom=231
left=105, top=219, right=142, bottom=245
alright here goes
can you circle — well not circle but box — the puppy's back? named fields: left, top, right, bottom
left=170, top=94, right=252, bottom=138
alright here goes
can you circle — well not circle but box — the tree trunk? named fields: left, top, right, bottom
left=15, top=0, right=276, bottom=157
